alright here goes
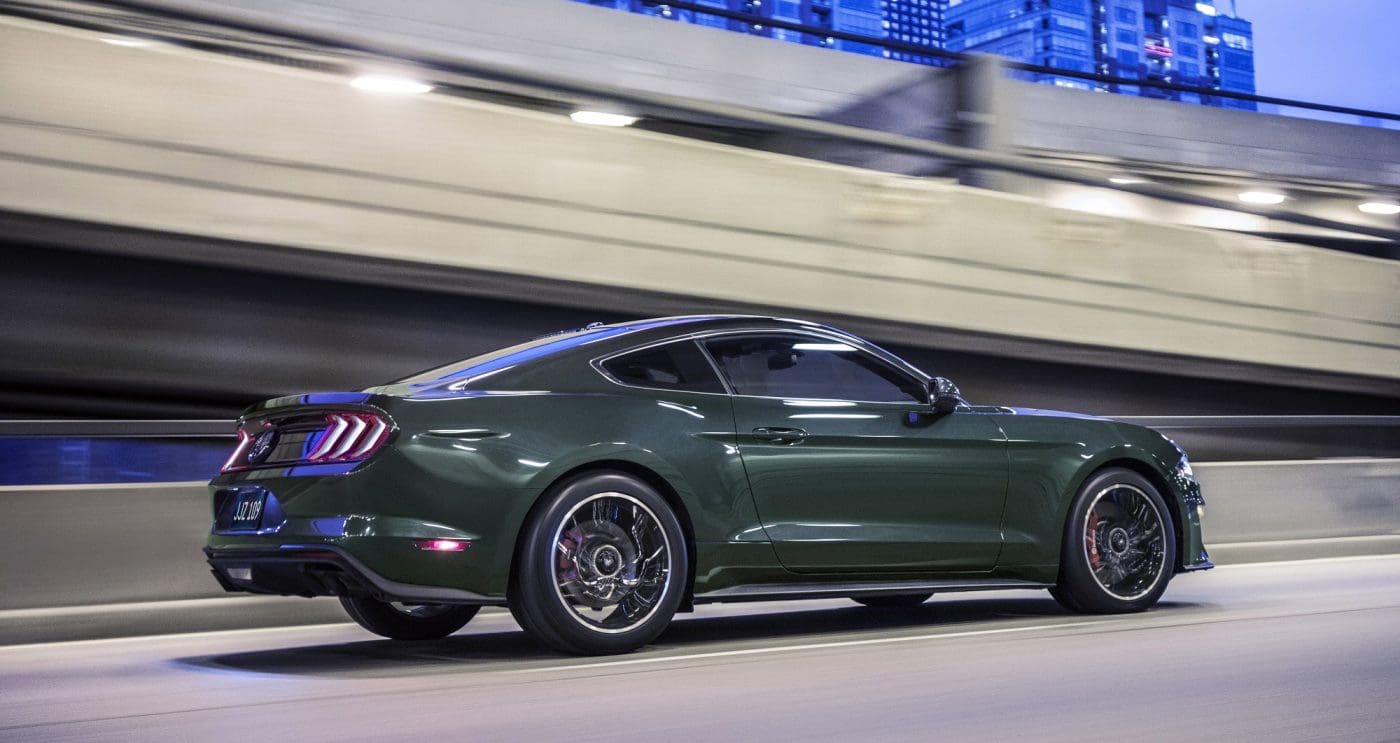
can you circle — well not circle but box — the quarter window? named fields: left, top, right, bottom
left=703, top=335, right=925, bottom=403
left=601, top=341, right=726, bottom=394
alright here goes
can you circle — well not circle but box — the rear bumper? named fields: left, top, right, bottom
left=205, top=545, right=503, bottom=606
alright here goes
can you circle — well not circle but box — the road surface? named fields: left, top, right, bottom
left=3, top=555, right=1399, bottom=741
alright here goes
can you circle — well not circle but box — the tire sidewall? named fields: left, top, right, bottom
left=1058, top=468, right=1176, bottom=613
left=339, top=595, right=480, bottom=641
left=514, top=471, right=687, bottom=654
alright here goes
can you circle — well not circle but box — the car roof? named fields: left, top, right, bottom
left=391, top=315, right=863, bottom=389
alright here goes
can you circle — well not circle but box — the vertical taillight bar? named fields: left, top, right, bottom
left=220, top=428, right=253, bottom=473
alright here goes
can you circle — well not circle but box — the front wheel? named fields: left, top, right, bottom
left=1052, top=468, right=1176, bottom=614
left=339, top=595, right=480, bottom=640
left=509, top=471, right=687, bottom=655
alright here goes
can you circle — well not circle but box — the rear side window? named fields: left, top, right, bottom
left=601, top=341, right=726, bottom=394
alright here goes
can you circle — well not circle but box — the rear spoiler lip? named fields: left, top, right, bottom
left=238, top=391, right=377, bottom=418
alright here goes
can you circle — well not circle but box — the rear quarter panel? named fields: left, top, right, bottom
left=386, top=387, right=763, bottom=588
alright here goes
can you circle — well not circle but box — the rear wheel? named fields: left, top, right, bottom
left=509, top=471, right=687, bottom=655
left=851, top=593, right=932, bottom=608
left=338, top=595, right=479, bottom=640
left=1051, top=468, right=1176, bottom=614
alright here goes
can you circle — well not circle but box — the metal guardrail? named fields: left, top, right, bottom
left=5, top=416, right=1399, bottom=437
left=6, top=415, right=1392, bottom=486
left=1117, top=415, right=1400, bottom=430
left=3, top=0, right=1398, bottom=244
left=0, top=419, right=234, bottom=437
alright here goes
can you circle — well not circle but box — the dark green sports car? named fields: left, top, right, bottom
left=206, top=315, right=1210, bottom=654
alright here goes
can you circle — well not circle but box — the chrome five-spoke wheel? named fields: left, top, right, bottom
left=1052, top=468, right=1176, bottom=614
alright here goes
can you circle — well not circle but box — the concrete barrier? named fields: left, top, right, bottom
left=3, top=460, right=1397, bottom=615
left=1195, top=459, right=1400, bottom=543
left=0, top=482, right=217, bottom=610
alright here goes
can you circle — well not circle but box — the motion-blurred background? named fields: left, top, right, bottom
left=0, top=0, right=1396, bottom=639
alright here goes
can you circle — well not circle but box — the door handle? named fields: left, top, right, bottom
left=752, top=426, right=808, bottom=444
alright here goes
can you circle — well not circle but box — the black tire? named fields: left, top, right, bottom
left=851, top=593, right=932, bottom=608
left=338, top=595, right=480, bottom=640
left=509, top=471, right=687, bottom=655
left=1051, top=468, right=1176, bottom=614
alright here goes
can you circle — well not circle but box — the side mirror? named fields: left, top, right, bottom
left=929, top=377, right=967, bottom=414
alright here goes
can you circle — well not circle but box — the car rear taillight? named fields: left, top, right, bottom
left=221, top=411, right=392, bottom=473
left=221, top=429, right=254, bottom=472
left=307, top=412, right=391, bottom=462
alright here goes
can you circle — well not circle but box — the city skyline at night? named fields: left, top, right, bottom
left=574, top=0, right=1397, bottom=117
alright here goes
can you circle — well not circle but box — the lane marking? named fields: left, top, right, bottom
left=0, top=596, right=340, bottom=619
left=3, top=553, right=1397, bottom=653
left=0, top=622, right=353, bottom=653
left=513, top=620, right=1110, bottom=674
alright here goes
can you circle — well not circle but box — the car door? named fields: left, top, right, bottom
left=703, top=333, right=1009, bottom=573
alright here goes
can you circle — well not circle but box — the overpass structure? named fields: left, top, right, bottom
left=0, top=0, right=1397, bottom=418
left=2, top=6, right=1400, bottom=718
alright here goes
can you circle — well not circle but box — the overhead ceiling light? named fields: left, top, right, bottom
left=569, top=111, right=638, bottom=127
left=1237, top=190, right=1286, bottom=205
left=1358, top=201, right=1400, bottom=216
left=99, top=37, right=154, bottom=48
left=349, top=75, right=433, bottom=95
left=1053, top=188, right=1134, bottom=217
left=1108, top=175, right=1148, bottom=185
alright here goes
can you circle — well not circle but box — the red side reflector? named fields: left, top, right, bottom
left=415, top=539, right=469, bottom=552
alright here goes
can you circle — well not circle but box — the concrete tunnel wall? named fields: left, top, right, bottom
left=1, top=18, right=1396, bottom=393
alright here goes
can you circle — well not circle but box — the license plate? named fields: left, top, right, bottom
left=229, top=492, right=266, bottom=531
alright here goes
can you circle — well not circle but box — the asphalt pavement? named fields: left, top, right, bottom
left=3, top=555, right=1399, bottom=742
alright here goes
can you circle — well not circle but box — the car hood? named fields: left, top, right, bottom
left=1000, top=407, right=1110, bottom=421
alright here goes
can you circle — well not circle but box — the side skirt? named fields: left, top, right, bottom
left=692, top=578, right=1053, bottom=604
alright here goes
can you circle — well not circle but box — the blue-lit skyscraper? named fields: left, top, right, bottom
left=1210, top=13, right=1256, bottom=109
left=576, top=1, right=948, bottom=60
left=943, top=0, right=1096, bottom=87
left=574, top=0, right=1253, bottom=109
left=945, top=0, right=1255, bottom=108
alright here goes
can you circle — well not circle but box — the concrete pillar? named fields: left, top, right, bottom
left=954, top=54, right=1024, bottom=192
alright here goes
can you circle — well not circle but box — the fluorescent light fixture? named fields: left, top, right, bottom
left=100, top=37, right=154, bottom=48
left=1237, top=190, right=1286, bottom=205
left=349, top=75, right=433, bottom=95
left=1189, top=208, right=1268, bottom=232
left=1202, top=34, right=1220, bottom=45
left=1109, top=176, right=1147, bottom=185
left=791, top=342, right=855, bottom=352
left=1054, top=188, right=1133, bottom=217
left=1358, top=201, right=1400, bottom=215
left=569, top=111, right=638, bottom=127
left=1195, top=3, right=1218, bottom=16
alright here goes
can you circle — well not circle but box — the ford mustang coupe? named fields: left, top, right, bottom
left=205, top=315, right=1210, bottom=654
